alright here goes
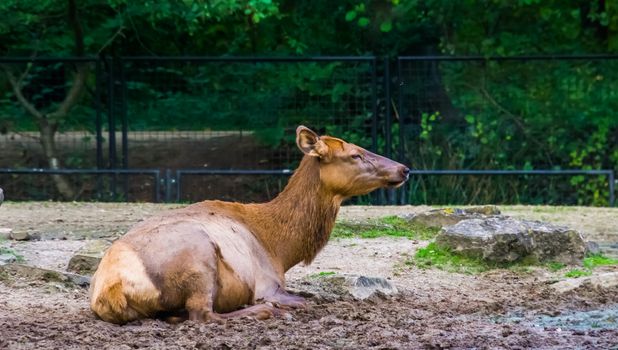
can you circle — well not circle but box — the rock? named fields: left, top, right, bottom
left=552, top=272, right=618, bottom=293
left=0, top=228, right=12, bottom=240
left=67, top=239, right=111, bottom=274
left=9, top=231, right=31, bottom=241
left=0, top=263, right=91, bottom=287
left=310, top=274, right=398, bottom=301
left=0, top=253, right=17, bottom=265
left=585, top=241, right=601, bottom=256
left=406, top=205, right=501, bottom=229
left=436, top=217, right=586, bottom=264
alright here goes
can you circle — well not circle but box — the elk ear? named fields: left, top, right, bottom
left=296, top=126, right=329, bottom=158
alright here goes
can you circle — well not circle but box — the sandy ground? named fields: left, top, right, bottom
left=1, top=202, right=618, bottom=349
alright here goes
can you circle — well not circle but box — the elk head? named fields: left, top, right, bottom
left=296, top=126, right=409, bottom=197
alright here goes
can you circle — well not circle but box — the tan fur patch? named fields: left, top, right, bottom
left=90, top=241, right=161, bottom=323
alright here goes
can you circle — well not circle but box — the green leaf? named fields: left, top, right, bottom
left=380, top=20, right=393, bottom=32
left=358, top=17, right=370, bottom=27
left=345, top=10, right=357, bottom=22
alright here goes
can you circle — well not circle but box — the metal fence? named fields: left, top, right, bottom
left=0, top=55, right=616, bottom=205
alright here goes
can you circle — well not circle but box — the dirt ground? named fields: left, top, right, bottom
left=1, top=202, right=618, bottom=349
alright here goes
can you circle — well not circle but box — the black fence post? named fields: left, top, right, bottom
left=610, top=171, right=615, bottom=207
left=106, top=58, right=117, bottom=199
left=371, top=58, right=378, bottom=153
left=95, top=58, right=103, bottom=199
left=384, top=57, right=395, bottom=205
left=396, top=57, right=407, bottom=205
left=120, top=58, right=129, bottom=200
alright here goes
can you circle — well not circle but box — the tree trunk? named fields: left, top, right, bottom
left=39, top=119, right=76, bottom=199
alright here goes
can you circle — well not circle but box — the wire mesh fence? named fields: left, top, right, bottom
left=397, top=55, right=618, bottom=206
left=0, top=55, right=616, bottom=205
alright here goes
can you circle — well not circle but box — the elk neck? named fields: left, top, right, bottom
left=248, top=156, right=343, bottom=272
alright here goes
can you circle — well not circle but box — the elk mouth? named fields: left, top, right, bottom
left=386, top=180, right=407, bottom=188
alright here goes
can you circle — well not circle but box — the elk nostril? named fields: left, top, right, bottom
left=401, top=167, right=410, bottom=176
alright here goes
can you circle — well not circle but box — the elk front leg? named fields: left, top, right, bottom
left=264, top=287, right=307, bottom=310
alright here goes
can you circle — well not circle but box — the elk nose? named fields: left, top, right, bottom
left=401, top=166, right=410, bottom=178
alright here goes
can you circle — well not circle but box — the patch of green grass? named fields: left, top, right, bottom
left=410, top=242, right=497, bottom=274
left=331, top=216, right=440, bottom=240
left=308, top=271, right=337, bottom=278
left=583, top=255, right=618, bottom=269
left=559, top=254, right=618, bottom=279
left=547, top=262, right=566, bottom=272
left=409, top=242, right=545, bottom=275
left=565, top=269, right=593, bottom=278
left=0, top=246, right=24, bottom=263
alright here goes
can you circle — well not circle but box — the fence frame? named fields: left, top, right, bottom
left=0, top=168, right=162, bottom=202
left=0, top=55, right=616, bottom=206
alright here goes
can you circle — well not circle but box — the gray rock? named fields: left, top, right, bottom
left=0, top=263, right=91, bottom=287
left=10, top=231, right=31, bottom=241
left=406, top=205, right=501, bottom=229
left=0, top=228, right=12, bottom=240
left=436, top=217, right=586, bottom=264
left=0, top=253, right=16, bottom=265
left=585, top=241, right=601, bottom=256
left=306, top=274, right=398, bottom=301
left=552, top=272, right=618, bottom=293
left=67, top=239, right=111, bottom=274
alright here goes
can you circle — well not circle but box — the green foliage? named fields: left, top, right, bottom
left=583, top=254, right=618, bottom=269
left=411, top=242, right=495, bottom=274
left=0, top=244, right=25, bottom=263
left=331, top=216, right=440, bottom=239
left=1, top=0, right=617, bottom=206
left=564, top=269, right=593, bottom=278
left=308, top=271, right=337, bottom=278
left=547, top=262, right=566, bottom=272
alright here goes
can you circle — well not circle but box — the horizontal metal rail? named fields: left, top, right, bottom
left=0, top=168, right=161, bottom=202
left=0, top=168, right=613, bottom=206
left=0, top=57, right=99, bottom=63
left=121, top=56, right=377, bottom=62
left=398, top=54, right=618, bottom=61
left=408, top=169, right=615, bottom=206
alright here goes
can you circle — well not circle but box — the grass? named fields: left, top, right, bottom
left=560, top=254, right=618, bottom=279
left=409, top=242, right=503, bottom=274
left=409, top=243, right=616, bottom=276
left=583, top=255, right=618, bottom=269
left=331, top=216, right=440, bottom=240
left=308, top=271, right=337, bottom=278
left=547, top=262, right=566, bottom=272
left=564, top=269, right=593, bottom=278
left=0, top=240, right=25, bottom=263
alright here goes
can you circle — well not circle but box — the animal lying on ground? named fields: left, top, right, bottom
left=90, top=126, right=410, bottom=324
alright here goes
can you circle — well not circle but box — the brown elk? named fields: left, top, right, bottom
left=90, top=126, right=409, bottom=324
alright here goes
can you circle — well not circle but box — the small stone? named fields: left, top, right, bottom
left=0, top=254, right=17, bottom=265
left=67, top=240, right=111, bottom=274
left=585, top=241, right=601, bottom=256
left=315, top=274, right=398, bottom=300
left=0, top=228, right=12, bottom=240
left=10, top=231, right=31, bottom=241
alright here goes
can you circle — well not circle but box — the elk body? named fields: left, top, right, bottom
left=90, top=126, right=409, bottom=324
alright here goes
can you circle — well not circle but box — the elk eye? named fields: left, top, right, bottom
left=351, top=154, right=362, bottom=160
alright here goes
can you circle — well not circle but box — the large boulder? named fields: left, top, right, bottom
left=436, top=217, right=586, bottom=264
left=406, top=206, right=501, bottom=229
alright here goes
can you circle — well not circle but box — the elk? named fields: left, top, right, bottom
left=90, top=126, right=409, bottom=324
